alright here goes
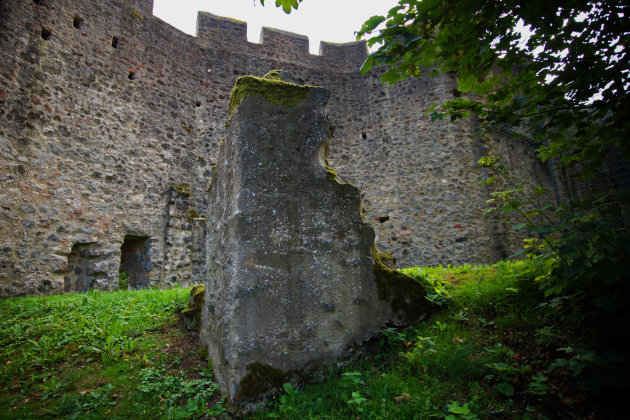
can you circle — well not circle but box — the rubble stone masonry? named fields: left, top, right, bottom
left=0, top=0, right=552, bottom=296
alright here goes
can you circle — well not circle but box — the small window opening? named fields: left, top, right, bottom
left=128, top=71, right=136, bottom=80
left=41, top=27, right=52, bottom=40
left=73, top=15, right=83, bottom=29
left=111, top=36, right=119, bottom=48
left=361, top=132, right=367, bottom=140
left=195, top=100, right=201, bottom=107
left=33, top=0, right=44, bottom=5
left=120, top=236, right=151, bottom=289
left=378, top=216, right=390, bottom=223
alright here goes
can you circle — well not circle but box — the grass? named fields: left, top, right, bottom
left=0, top=287, right=226, bottom=419
left=253, top=259, right=607, bottom=419
left=0, top=260, right=616, bottom=418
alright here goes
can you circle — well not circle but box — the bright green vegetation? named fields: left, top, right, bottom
left=227, top=72, right=311, bottom=119
left=0, top=287, right=225, bottom=419
left=118, top=270, right=129, bottom=290
left=0, top=260, right=621, bottom=418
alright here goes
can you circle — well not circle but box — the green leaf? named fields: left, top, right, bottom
left=457, top=74, right=477, bottom=93
left=497, top=382, right=515, bottom=396
left=381, top=68, right=403, bottom=85
left=283, top=382, right=295, bottom=395
left=357, top=15, right=386, bottom=38
left=274, top=0, right=300, bottom=13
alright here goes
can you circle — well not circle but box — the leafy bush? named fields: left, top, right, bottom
left=480, top=156, right=630, bottom=391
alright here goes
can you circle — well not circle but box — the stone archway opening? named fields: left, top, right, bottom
left=120, top=236, right=150, bottom=289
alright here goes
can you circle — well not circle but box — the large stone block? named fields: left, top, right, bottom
left=201, top=72, right=428, bottom=407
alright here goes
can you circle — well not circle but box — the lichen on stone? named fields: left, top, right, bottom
left=227, top=71, right=312, bottom=120
left=130, top=8, right=144, bottom=20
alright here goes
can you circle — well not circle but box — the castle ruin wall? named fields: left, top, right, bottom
left=0, top=0, right=553, bottom=296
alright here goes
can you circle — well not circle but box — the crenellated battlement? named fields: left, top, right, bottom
left=260, top=26, right=310, bottom=60
left=193, top=11, right=367, bottom=70
left=319, top=41, right=368, bottom=69
left=121, top=0, right=153, bottom=16
left=196, top=12, right=248, bottom=48
left=0, top=0, right=544, bottom=297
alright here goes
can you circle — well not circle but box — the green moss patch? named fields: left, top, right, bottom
left=188, top=209, right=206, bottom=221
left=374, top=247, right=430, bottom=324
left=181, top=285, right=205, bottom=331
left=227, top=72, right=311, bottom=119
left=170, top=184, right=191, bottom=196
left=324, top=159, right=339, bottom=182
left=236, top=362, right=286, bottom=402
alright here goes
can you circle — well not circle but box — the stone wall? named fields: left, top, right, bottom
left=0, top=0, right=551, bottom=296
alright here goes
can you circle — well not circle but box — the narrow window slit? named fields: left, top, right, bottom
left=111, top=36, right=119, bottom=48
left=40, top=27, right=52, bottom=40
left=73, top=15, right=83, bottom=29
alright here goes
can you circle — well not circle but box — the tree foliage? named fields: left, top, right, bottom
left=356, top=0, right=630, bottom=391
left=259, top=0, right=302, bottom=14
left=357, top=0, right=629, bottom=174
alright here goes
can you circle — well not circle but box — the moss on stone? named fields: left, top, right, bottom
left=377, top=251, right=397, bottom=269
left=263, top=70, right=284, bottom=81
left=188, top=209, right=206, bottom=221
left=227, top=72, right=311, bottom=120
left=182, top=284, right=205, bottom=331
left=197, top=344, right=208, bottom=361
left=236, top=362, right=286, bottom=402
left=373, top=246, right=429, bottom=324
left=131, top=8, right=144, bottom=20
left=171, top=184, right=191, bottom=196
left=324, top=159, right=339, bottom=182
left=189, top=284, right=205, bottom=307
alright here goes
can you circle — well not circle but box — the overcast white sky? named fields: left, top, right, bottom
left=152, top=0, right=399, bottom=55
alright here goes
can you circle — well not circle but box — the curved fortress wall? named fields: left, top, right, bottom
left=0, top=0, right=552, bottom=296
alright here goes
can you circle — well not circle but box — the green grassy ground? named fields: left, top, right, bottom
left=0, top=287, right=225, bottom=419
left=0, top=261, right=612, bottom=419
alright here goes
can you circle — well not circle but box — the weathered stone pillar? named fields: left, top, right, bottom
left=201, top=71, right=427, bottom=406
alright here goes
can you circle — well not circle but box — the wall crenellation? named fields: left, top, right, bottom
left=0, top=0, right=552, bottom=297
left=195, top=11, right=367, bottom=71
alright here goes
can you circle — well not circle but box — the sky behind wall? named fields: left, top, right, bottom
left=152, top=0, right=399, bottom=55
